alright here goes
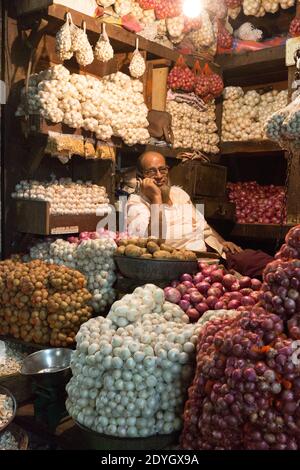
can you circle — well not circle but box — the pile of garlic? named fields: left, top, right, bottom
left=166, top=100, right=219, bottom=154
left=242, top=0, right=295, bottom=17
left=66, top=284, right=237, bottom=437
left=222, top=87, right=288, bottom=142
left=29, top=238, right=117, bottom=313
left=16, top=65, right=150, bottom=146
left=11, top=178, right=110, bottom=215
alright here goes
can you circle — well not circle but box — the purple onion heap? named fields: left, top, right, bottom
left=181, top=308, right=300, bottom=450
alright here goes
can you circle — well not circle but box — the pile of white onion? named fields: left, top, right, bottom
left=66, top=283, right=236, bottom=437
left=222, top=87, right=288, bottom=142
left=167, top=99, right=219, bottom=154
left=11, top=178, right=110, bottom=215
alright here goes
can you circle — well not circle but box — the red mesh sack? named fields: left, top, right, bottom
left=289, top=18, right=300, bottom=38
left=138, top=0, right=157, bottom=9
left=217, top=21, right=233, bottom=50
left=167, top=55, right=195, bottom=92
left=155, top=0, right=181, bottom=19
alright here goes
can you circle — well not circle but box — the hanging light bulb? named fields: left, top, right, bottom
left=183, top=0, right=203, bottom=18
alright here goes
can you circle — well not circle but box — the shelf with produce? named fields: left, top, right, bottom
left=14, top=200, right=109, bottom=236
left=20, top=4, right=199, bottom=68
left=21, top=115, right=195, bottom=160
left=220, top=140, right=283, bottom=155
left=217, top=45, right=287, bottom=86
left=230, top=223, right=293, bottom=240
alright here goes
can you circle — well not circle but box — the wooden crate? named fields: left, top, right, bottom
left=169, top=161, right=227, bottom=198
left=14, top=200, right=110, bottom=236
left=193, top=196, right=236, bottom=222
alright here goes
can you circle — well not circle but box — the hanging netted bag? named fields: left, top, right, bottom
left=95, top=23, right=114, bottom=63
left=262, top=0, right=280, bottom=13
left=138, top=0, right=157, bottom=8
left=114, top=0, right=133, bottom=16
left=206, top=63, right=224, bottom=98
left=183, top=16, right=202, bottom=34
left=129, top=38, right=146, bottom=78
left=289, top=17, right=300, bottom=37
left=55, top=12, right=74, bottom=61
left=167, top=55, right=195, bottom=93
left=217, top=20, right=233, bottom=50
left=194, top=61, right=210, bottom=99
left=243, top=0, right=261, bottom=16
left=72, top=21, right=94, bottom=67
left=187, top=10, right=215, bottom=50
left=155, top=0, right=181, bottom=20
left=166, top=15, right=185, bottom=39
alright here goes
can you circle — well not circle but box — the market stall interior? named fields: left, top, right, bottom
left=1, top=0, right=300, bottom=451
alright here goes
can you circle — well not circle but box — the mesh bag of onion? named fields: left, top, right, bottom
left=289, top=18, right=300, bottom=37
left=155, top=0, right=181, bottom=19
left=181, top=307, right=300, bottom=450
left=167, top=55, right=195, bottom=93
left=217, top=21, right=233, bottom=50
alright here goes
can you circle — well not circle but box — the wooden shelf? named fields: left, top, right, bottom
left=231, top=223, right=292, bottom=240
left=44, top=4, right=196, bottom=67
left=14, top=200, right=108, bottom=236
left=22, top=116, right=195, bottom=159
left=217, top=45, right=287, bottom=86
left=221, top=140, right=283, bottom=155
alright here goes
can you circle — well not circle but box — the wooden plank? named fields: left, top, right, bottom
left=151, top=67, right=168, bottom=112
left=217, top=45, right=286, bottom=72
left=13, top=199, right=109, bottom=235
left=221, top=140, right=283, bottom=155
left=231, top=223, right=293, bottom=240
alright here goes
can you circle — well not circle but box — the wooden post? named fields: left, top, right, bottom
left=286, top=0, right=300, bottom=225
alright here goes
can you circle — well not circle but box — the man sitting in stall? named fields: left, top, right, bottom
left=126, top=151, right=273, bottom=277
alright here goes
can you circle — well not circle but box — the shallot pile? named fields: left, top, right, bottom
left=181, top=307, right=300, bottom=450
left=227, top=182, right=286, bottom=224
left=164, top=264, right=262, bottom=322
left=0, top=260, right=92, bottom=346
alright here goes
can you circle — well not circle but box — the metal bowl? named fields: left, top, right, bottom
left=114, top=255, right=199, bottom=281
left=20, top=348, right=73, bottom=387
left=0, top=385, right=17, bottom=433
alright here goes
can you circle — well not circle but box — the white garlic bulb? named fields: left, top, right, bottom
left=114, top=0, right=132, bottom=16
left=262, top=0, right=279, bottom=13
left=166, top=16, right=184, bottom=39
left=129, top=50, right=146, bottom=78
left=243, top=0, right=262, bottom=16
left=187, top=11, right=215, bottom=49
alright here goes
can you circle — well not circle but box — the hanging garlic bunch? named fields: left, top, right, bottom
left=114, top=0, right=133, bottom=16
left=129, top=39, right=146, bottom=78
left=55, top=13, right=74, bottom=61
left=95, top=24, right=114, bottom=63
left=243, top=0, right=262, bottom=16
left=166, top=16, right=184, bottom=39
left=262, top=0, right=279, bottom=13
left=188, top=11, right=215, bottom=49
left=72, top=22, right=94, bottom=67
left=228, top=7, right=241, bottom=19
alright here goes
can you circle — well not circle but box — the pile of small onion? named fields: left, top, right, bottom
left=181, top=306, right=300, bottom=450
left=227, top=182, right=286, bottom=224
left=164, top=263, right=261, bottom=322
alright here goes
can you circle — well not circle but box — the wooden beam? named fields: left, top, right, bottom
left=221, top=140, right=283, bottom=155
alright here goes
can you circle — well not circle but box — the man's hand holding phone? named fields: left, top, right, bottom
left=140, top=178, right=163, bottom=204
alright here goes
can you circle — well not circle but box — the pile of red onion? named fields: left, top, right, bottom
left=289, top=18, right=300, bottom=38
left=276, top=226, right=300, bottom=261
left=155, top=0, right=181, bottom=19
left=217, top=22, right=233, bottom=50
left=164, top=263, right=261, bottom=322
left=227, top=182, right=286, bottom=224
left=167, top=64, right=196, bottom=93
left=138, top=0, right=157, bottom=9
left=67, top=229, right=126, bottom=245
left=183, top=16, right=202, bottom=34
left=181, top=307, right=300, bottom=450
